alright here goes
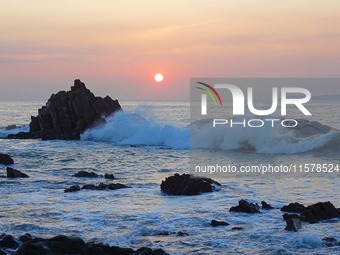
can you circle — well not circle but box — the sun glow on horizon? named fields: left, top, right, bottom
left=154, top=73, right=164, bottom=83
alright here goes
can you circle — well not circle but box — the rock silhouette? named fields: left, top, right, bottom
left=6, top=167, right=29, bottom=178
left=285, top=218, right=302, bottom=232
left=9, top=79, right=121, bottom=140
left=0, top=154, right=14, bottom=165
left=230, top=199, right=260, bottom=213
left=160, top=173, right=221, bottom=196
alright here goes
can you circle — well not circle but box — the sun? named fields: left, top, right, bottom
left=154, top=73, right=164, bottom=83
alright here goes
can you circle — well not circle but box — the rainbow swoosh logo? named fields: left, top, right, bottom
left=196, top=82, right=223, bottom=106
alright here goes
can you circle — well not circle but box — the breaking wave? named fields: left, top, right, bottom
left=190, top=118, right=340, bottom=154
left=0, top=125, right=29, bottom=138
left=81, top=111, right=190, bottom=149
left=81, top=111, right=340, bottom=154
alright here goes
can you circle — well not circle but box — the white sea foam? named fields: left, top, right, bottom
left=190, top=118, right=340, bottom=154
left=81, top=111, right=190, bottom=149
left=81, top=111, right=340, bottom=154
left=0, top=125, right=29, bottom=138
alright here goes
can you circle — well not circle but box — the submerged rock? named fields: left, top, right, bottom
left=72, top=171, right=101, bottom=178
left=210, top=220, right=229, bottom=227
left=104, top=173, right=115, bottom=179
left=72, top=171, right=115, bottom=179
left=65, top=183, right=131, bottom=193
left=281, top=202, right=306, bottom=213
left=64, top=185, right=81, bottom=193
left=302, top=201, right=340, bottom=223
left=285, top=218, right=302, bottom=232
left=0, top=154, right=14, bottom=165
left=160, top=173, right=221, bottom=196
left=322, top=237, right=340, bottom=247
left=229, top=199, right=260, bottom=213
left=8, top=79, right=121, bottom=140
left=6, top=167, right=29, bottom=178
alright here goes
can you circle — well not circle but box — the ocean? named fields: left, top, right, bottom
left=0, top=100, right=339, bottom=255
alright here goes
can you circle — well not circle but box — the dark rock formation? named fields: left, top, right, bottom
left=160, top=173, right=221, bottom=196
left=9, top=79, right=121, bottom=140
left=72, top=171, right=115, bottom=179
left=231, top=227, right=243, bottom=231
left=73, top=171, right=101, bottom=178
left=158, top=231, right=189, bottom=237
left=65, top=183, right=131, bottom=193
left=6, top=167, right=29, bottom=178
left=15, top=235, right=168, bottom=255
left=281, top=202, right=306, bottom=213
left=64, top=185, right=81, bottom=193
left=285, top=218, right=302, bottom=232
left=261, top=201, right=273, bottom=209
left=322, top=237, right=340, bottom=247
left=210, top=220, right=229, bottom=227
left=229, top=199, right=260, bottom=213
left=104, top=173, right=115, bottom=179
left=0, top=234, right=20, bottom=250
left=282, top=213, right=304, bottom=221
left=0, top=154, right=14, bottom=165
left=19, top=234, right=32, bottom=244
left=302, top=201, right=340, bottom=224
left=5, top=125, right=18, bottom=130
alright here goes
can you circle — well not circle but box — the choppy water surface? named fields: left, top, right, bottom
left=0, top=101, right=339, bottom=255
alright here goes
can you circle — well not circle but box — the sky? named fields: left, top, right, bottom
left=1, top=0, right=340, bottom=101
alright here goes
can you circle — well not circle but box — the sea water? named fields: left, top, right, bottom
left=0, top=101, right=339, bottom=255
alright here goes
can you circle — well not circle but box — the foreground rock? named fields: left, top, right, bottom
left=13, top=235, right=168, bottom=255
left=9, top=79, right=121, bottom=140
left=285, top=218, right=302, bottom=232
left=0, top=154, right=14, bottom=165
left=302, top=201, right=340, bottom=223
left=0, top=235, right=21, bottom=250
left=229, top=199, right=260, bottom=213
left=6, top=167, right=29, bottom=178
left=160, top=173, right=221, bottom=196
left=72, top=171, right=115, bottom=179
left=65, top=183, right=131, bottom=193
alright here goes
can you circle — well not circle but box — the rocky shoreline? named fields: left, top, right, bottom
left=1, top=152, right=340, bottom=254
left=0, top=234, right=168, bottom=255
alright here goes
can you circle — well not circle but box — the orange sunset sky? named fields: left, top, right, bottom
left=1, top=0, right=340, bottom=101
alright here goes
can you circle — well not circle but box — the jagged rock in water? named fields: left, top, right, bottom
left=302, top=201, right=340, bottom=224
left=0, top=154, right=14, bottom=165
left=281, top=202, right=306, bottom=213
left=6, top=167, right=29, bottom=178
left=229, top=199, right=260, bottom=213
left=160, top=173, right=221, bottom=196
left=285, top=218, right=302, bottom=232
left=8, top=79, right=121, bottom=140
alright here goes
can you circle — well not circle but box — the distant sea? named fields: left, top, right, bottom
left=0, top=100, right=339, bottom=255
